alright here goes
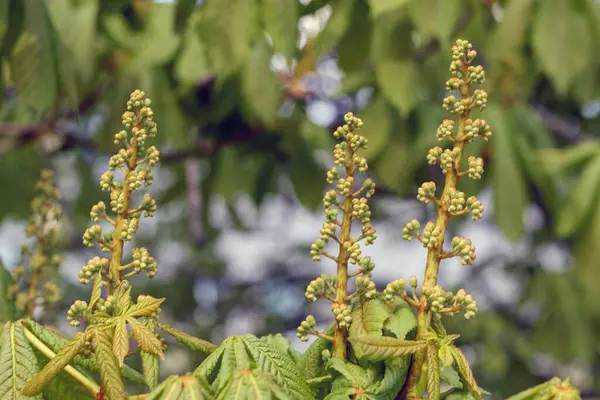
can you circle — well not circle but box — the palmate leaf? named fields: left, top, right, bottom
left=146, top=374, right=214, bottom=400
left=0, top=322, right=43, bottom=400
left=94, top=327, right=126, bottom=400
left=112, top=317, right=129, bottom=367
left=348, top=335, right=427, bottom=362
left=20, top=328, right=87, bottom=397
left=32, top=348, right=93, bottom=400
left=22, top=320, right=145, bottom=385
left=216, top=368, right=294, bottom=400
left=141, top=351, right=159, bottom=390
left=349, top=297, right=389, bottom=358
left=157, top=322, right=217, bottom=354
left=194, top=335, right=314, bottom=400
left=127, top=317, right=164, bottom=359
left=297, top=324, right=334, bottom=381
left=376, top=358, right=409, bottom=398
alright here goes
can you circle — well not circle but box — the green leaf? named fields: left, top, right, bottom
left=31, top=348, right=94, bottom=400
left=349, top=335, right=427, bottom=362
left=377, top=357, right=409, bottom=396
left=174, top=0, right=197, bottom=32
left=349, top=298, right=389, bottom=338
left=297, top=324, right=334, bottom=380
left=435, top=0, right=461, bottom=46
left=10, top=0, right=58, bottom=112
left=48, top=0, right=98, bottom=86
left=383, top=300, right=416, bottom=340
left=338, top=70, right=374, bottom=95
left=356, top=95, right=393, bottom=160
left=174, top=24, right=211, bottom=85
left=367, top=0, right=409, bottom=19
left=94, top=328, right=126, bottom=400
left=376, top=60, right=418, bottom=116
left=427, top=344, right=440, bottom=400
left=443, top=391, right=475, bottom=400
left=112, top=317, right=129, bottom=367
left=198, top=0, right=258, bottom=77
left=315, top=0, right=355, bottom=55
left=157, top=322, right=217, bottom=354
left=262, top=0, right=298, bottom=59
left=486, top=0, right=534, bottom=61
left=195, top=335, right=314, bottom=399
left=538, top=141, right=600, bottom=174
left=22, top=320, right=145, bottom=385
left=0, top=260, right=18, bottom=322
left=337, top=0, right=372, bottom=73
left=20, top=329, right=86, bottom=397
left=284, top=132, right=326, bottom=209
left=141, top=351, right=159, bottom=390
left=555, top=153, right=600, bottom=237
left=440, top=367, right=462, bottom=389
left=0, top=322, right=43, bottom=399
left=486, top=104, right=527, bottom=241
left=127, top=318, right=164, bottom=359
left=241, top=39, right=283, bottom=128
left=259, top=334, right=301, bottom=363
left=216, top=368, right=294, bottom=400
left=0, top=0, right=10, bottom=44
left=449, top=347, right=481, bottom=400
left=327, top=358, right=373, bottom=388
left=88, top=274, right=103, bottom=312
left=438, top=345, right=454, bottom=368
left=532, top=0, right=593, bottom=94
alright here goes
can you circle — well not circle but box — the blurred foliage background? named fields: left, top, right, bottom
left=0, top=0, right=600, bottom=398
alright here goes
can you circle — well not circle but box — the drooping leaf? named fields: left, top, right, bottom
left=112, top=317, right=129, bottom=367
left=174, top=24, right=211, bottom=85
left=157, top=322, right=217, bottom=354
left=486, top=104, right=527, bottom=241
left=128, top=318, right=164, bottom=359
left=10, top=0, right=58, bottom=112
left=20, top=328, right=87, bottom=397
left=440, top=367, right=462, bottom=389
left=0, top=260, right=18, bottom=322
left=367, top=0, right=409, bottom=19
left=532, top=0, right=593, bottom=94
left=538, top=141, right=600, bottom=174
left=376, top=357, right=409, bottom=397
left=174, top=0, right=197, bottom=32
left=449, top=347, right=481, bottom=399
left=141, top=351, right=159, bottom=390
left=94, top=327, right=126, bottom=400
left=555, top=153, right=600, bottom=237
left=22, top=320, right=145, bottom=385
left=376, top=59, right=419, bottom=116
left=0, top=322, right=43, bottom=399
left=126, top=296, right=165, bottom=319
left=349, top=297, right=388, bottom=339
left=486, top=0, right=534, bottom=61
left=241, top=39, right=283, bottom=128
left=427, top=344, right=440, bottom=400
left=349, top=335, right=427, bottom=362
left=337, top=0, right=371, bottom=73
left=262, top=0, right=298, bottom=59
left=31, top=348, right=94, bottom=400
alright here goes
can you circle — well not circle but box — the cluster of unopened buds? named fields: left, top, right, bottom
left=296, top=315, right=317, bottom=342
left=451, top=237, right=476, bottom=265
left=355, top=275, right=376, bottom=299
left=67, top=300, right=89, bottom=326
left=332, top=303, right=352, bottom=328
left=422, top=285, right=478, bottom=320
left=78, top=256, right=109, bottom=285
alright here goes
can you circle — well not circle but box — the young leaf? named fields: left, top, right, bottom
left=23, top=320, right=145, bottom=385
left=262, top=0, right=298, bottom=59
left=555, top=153, right=600, bottom=237
left=297, top=324, right=334, bottom=380
left=0, top=322, right=43, bottom=399
left=112, top=317, right=129, bottom=367
left=427, top=344, right=441, bottom=400
left=20, top=328, right=87, bottom=397
left=88, top=274, right=103, bottom=311
left=259, top=334, right=301, bottom=363
left=141, top=351, right=160, bottom=390
left=94, top=327, right=126, bottom=400
left=383, top=299, right=416, bottom=340
left=376, top=357, right=409, bottom=396
left=349, top=335, right=427, bottom=362
left=440, top=367, right=462, bottom=390
left=157, top=322, right=217, bottom=354
left=126, top=296, right=165, bottom=319
left=349, top=297, right=388, bottom=338
left=216, top=368, right=294, bottom=400
left=31, top=348, right=94, bottom=400
left=450, top=347, right=481, bottom=400
left=327, top=358, right=373, bottom=389
left=127, top=318, right=164, bottom=359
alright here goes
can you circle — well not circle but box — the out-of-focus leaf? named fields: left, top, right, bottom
left=0, top=260, right=18, bottom=323
left=241, top=40, right=282, bottom=128
left=48, top=0, right=98, bottom=86
left=174, top=0, right=197, bottom=33
left=538, top=140, right=600, bottom=174
left=355, top=94, right=392, bottom=160
left=338, top=70, right=374, bottom=95
left=376, top=59, right=418, bottom=116
left=174, top=23, right=211, bottom=86
left=10, top=0, right=58, bottom=112
left=337, top=0, right=371, bottom=73
left=374, top=134, right=412, bottom=195
left=262, top=0, right=298, bottom=60
left=555, top=153, right=600, bottom=237
left=315, top=0, right=355, bottom=56
left=486, top=104, right=527, bottom=241
left=574, top=206, right=600, bottom=314
left=532, top=0, right=593, bottom=94
left=370, top=10, right=412, bottom=62
left=367, top=0, right=409, bottom=19
left=487, top=0, right=534, bottom=61
left=0, top=0, right=9, bottom=44
left=408, top=0, right=459, bottom=44
left=0, top=147, right=42, bottom=221
left=198, top=0, right=258, bottom=77
left=284, top=132, right=326, bottom=210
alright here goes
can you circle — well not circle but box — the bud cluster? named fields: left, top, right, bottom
left=78, top=256, right=109, bottom=285
left=332, top=303, right=352, bottom=328
left=421, top=286, right=478, bottom=320
left=451, top=237, right=476, bottom=265
left=296, top=315, right=317, bottom=342
left=9, top=169, right=65, bottom=316
left=67, top=300, right=89, bottom=326
left=355, top=275, right=376, bottom=299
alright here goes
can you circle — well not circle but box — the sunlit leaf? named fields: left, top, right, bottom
left=0, top=322, right=43, bottom=399
left=94, top=327, right=126, bottom=400
left=348, top=335, right=427, bottom=361
left=157, top=322, right=217, bottom=354
left=141, top=351, right=159, bottom=390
